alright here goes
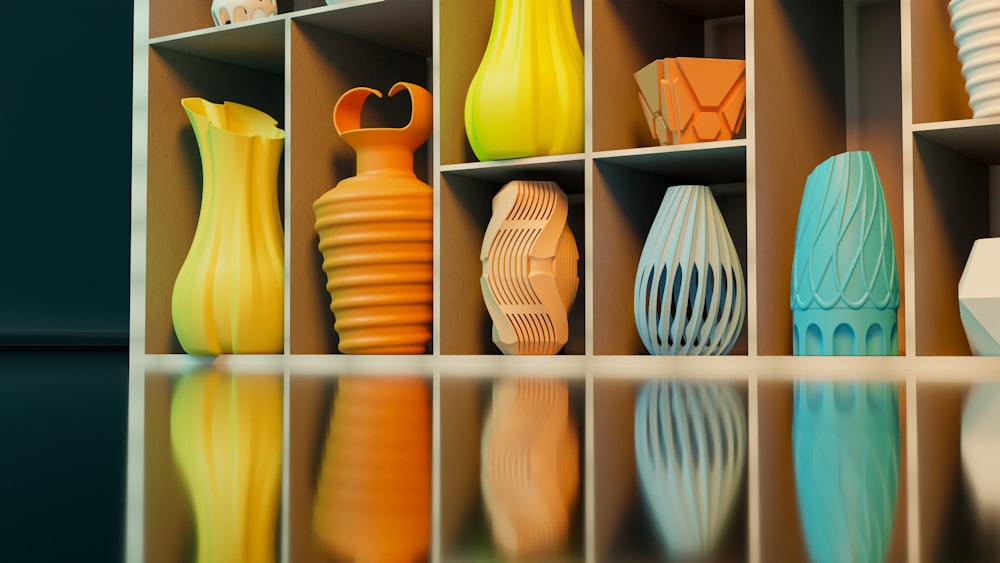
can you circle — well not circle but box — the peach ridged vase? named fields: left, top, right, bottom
left=313, top=82, right=433, bottom=354
left=481, top=377, right=579, bottom=558
left=313, top=377, right=431, bottom=562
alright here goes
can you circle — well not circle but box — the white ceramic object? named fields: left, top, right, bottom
left=958, top=238, right=1000, bottom=355
left=634, top=185, right=746, bottom=356
left=962, top=383, right=1000, bottom=525
left=949, top=0, right=1000, bottom=117
left=212, top=0, right=277, bottom=25
left=634, top=380, right=747, bottom=557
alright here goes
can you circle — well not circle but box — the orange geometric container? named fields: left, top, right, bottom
left=634, top=57, right=746, bottom=145
left=313, top=377, right=431, bottom=562
left=313, top=82, right=433, bottom=354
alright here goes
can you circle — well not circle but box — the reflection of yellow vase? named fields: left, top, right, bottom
left=172, top=98, right=285, bottom=355
left=464, top=0, right=584, bottom=161
left=170, top=369, right=283, bottom=563
left=313, top=377, right=431, bottom=562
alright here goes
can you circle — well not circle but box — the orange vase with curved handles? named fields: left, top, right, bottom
left=313, top=82, right=433, bottom=354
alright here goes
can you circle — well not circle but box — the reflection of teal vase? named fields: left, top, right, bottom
left=790, top=151, right=900, bottom=563
left=793, top=382, right=899, bottom=563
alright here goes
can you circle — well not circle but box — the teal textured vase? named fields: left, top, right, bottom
left=790, top=151, right=900, bottom=563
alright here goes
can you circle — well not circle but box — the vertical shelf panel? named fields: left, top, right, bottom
left=145, top=45, right=285, bottom=354
left=288, top=20, right=430, bottom=354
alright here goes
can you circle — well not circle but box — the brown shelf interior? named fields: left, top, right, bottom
left=439, top=377, right=586, bottom=561
left=593, top=378, right=749, bottom=563
left=288, top=21, right=431, bottom=355
left=439, top=170, right=587, bottom=355
left=910, top=0, right=972, bottom=125
left=145, top=46, right=285, bottom=355
left=757, top=380, right=909, bottom=563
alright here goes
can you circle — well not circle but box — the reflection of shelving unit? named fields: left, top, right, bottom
left=127, top=0, right=1000, bottom=561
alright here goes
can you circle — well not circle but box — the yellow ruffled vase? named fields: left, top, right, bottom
left=172, top=98, right=285, bottom=355
left=464, top=0, right=584, bottom=161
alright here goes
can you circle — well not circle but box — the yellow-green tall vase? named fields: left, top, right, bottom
left=172, top=98, right=285, bottom=355
left=464, top=0, right=584, bottom=161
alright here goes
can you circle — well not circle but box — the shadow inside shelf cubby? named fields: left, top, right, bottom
left=592, top=0, right=745, bottom=153
left=440, top=375, right=586, bottom=563
left=437, top=0, right=584, bottom=166
left=289, top=374, right=433, bottom=563
left=757, top=379, right=908, bottom=563
left=594, top=377, right=748, bottom=563
left=912, top=125, right=1000, bottom=356
left=145, top=45, right=285, bottom=355
left=144, top=367, right=284, bottom=563
left=439, top=164, right=587, bottom=355
left=592, top=158, right=748, bottom=356
left=917, top=382, right=1000, bottom=563
left=753, top=0, right=905, bottom=356
left=288, top=19, right=431, bottom=355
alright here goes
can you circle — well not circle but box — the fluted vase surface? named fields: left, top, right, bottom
left=172, top=98, right=285, bottom=355
left=313, top=83, right=433, bottom=354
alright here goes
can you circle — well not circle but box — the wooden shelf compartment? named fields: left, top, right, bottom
left=439, top=166, right=588, bottom=356
left=592, top=0, right=746, bottom=154
left=592, top=159, right=748, bottom=356
left=753, top=0, right=906, bottom=356
left=288, top=20, right=431, bottom=355
left=757, top=378, right=909, bottom=563
left=593, top=376, right=749, bottom=563
left=144, top=45, right=286, bottom=355
left=909, top=0, right=972, bottom=126
left=440, top=375, right=587, bottom=562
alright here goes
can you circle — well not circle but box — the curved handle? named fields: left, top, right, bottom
left=332, top=82, right=432, bottom=148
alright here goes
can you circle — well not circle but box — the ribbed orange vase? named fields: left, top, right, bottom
left=313, top=82, right=433, bottom=354
left=313, top=377, right=431, bottom=562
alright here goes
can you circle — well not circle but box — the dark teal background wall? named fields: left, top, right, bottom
left=0, top=2, right=132, bottom=561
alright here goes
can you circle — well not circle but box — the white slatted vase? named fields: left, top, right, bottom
left=634, top=185, right=746, bottom=356
left=634, top=380, right=747, bottom=557
left=211, top=0, right=277, bottom=26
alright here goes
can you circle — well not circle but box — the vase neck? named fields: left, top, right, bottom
left=347, top=132, right=416, bottom=176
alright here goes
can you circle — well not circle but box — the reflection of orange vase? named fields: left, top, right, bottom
left=313, top=377, right=431, bottom=562
left=313, top=82, right=433, bottom=354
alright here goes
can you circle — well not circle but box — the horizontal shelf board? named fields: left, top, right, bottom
left=150, top=18, right=285, bottom=74
left=913, top=117, right=1000, bottom=165
left=440, top=154, right=587, bottom=183
left=294, top=0, right=432, bottom=57
left=655, top=0, right=744, bottom=20
left=594, top=140, right=747, bottom=185
left=133, top=353, right=1000, bottom=380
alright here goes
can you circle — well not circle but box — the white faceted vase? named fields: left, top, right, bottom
left=959, top=238, right=1000, bottom=355
left=211, top=0, right=277, bottom=25
left=634, top=185, right=746, bottom=355
left=962, top=383, right=1000, bottom=529
left=635, top=381, right=747, bottom=557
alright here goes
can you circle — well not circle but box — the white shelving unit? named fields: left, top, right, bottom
left=128, top=0, right=1000, bottom=561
